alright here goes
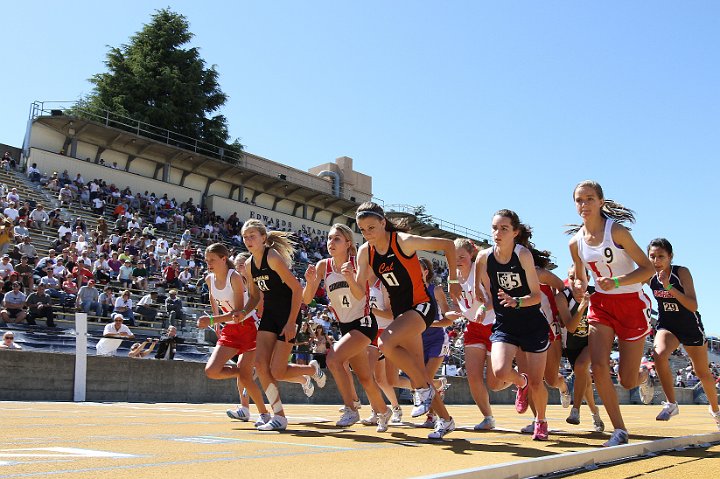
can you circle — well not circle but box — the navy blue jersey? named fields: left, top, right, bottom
left=650, top=265, right=704, bottom=338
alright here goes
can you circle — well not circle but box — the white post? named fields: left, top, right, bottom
left=74, top=313, right=88, bottom=402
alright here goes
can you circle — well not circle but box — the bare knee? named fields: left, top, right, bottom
left=204, top=364, right=223, bottom=380
left=270, top=364, right=288, bottom=380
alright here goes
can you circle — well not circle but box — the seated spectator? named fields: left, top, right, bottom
left=93, top=253, right=112, bottom=283
left=0, top=331, right=22, bottom=349
left=164, top=289, right=184, bottom=326
left=162, top=261, right=180, bottom=288
left=73, top=260, right=94, bottom=287
left=1, top=282, right=27, bottom=325
left=58, top=185, right=73, bottom=205
left=39, top=269, right=67, bottom=302
left=27, top=162, right=41, bottom=183
left=52, top=258, right=68, bottom=279
left=57, top=221, right=72, bottom=239
left=15, top=256, right=34, bottom=289
left=178, top=266, right=193, bottom=291
left=26, top=284, right=55, bottom=327
left=0, top=254, right=14, bottom=280
left=17, top=236, right=37, bottom=262
left=136, top=291, right=159, bottom=321
left=108, top=252, right=121, bottom=279
left=13, top=220, right=29, bottom=239
left=118, top=259, right=133, bottom=288
left=114, top=290, right=135, bottom=326
left=95, top=218, right=109, bottom=243
left=154, top=325, right=184, bottom=360
left=131, top=261, right=149, bottom=290
left=98, top=286, right=115, bottom=317
left=129, top=338, right=158, bottom=358
left=28, top=205, right=50, bottom=232
left=96, top=313, right=134, bottom=356
left=48, top=208, right=63, bottom=229
left=62, top=274, right=79, bottom=302
left=76, top=279, right=102, bottom=317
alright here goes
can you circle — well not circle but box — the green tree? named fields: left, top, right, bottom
left=80, top=8, right=242, bottom=155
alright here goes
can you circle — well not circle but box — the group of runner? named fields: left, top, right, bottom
left=196, top=179, right=719, bottom=446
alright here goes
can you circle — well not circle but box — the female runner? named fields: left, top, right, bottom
left=303, top=224, right=393, bottom=432
left=647, top=238, right=720, bottom=427
left=476, top=209, right=550, bottom=440
left=354, top=202, right=460, bottom=440
left=242, top=220, right=326, bottom=431
left=569, top=180, right=655, bottom=446
left=196, top=244, right=269, bottom=426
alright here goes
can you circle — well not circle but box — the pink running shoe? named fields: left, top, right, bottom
left=515, top=373, right=530, bottom=414
left=532, top=420, right=548, bottom=441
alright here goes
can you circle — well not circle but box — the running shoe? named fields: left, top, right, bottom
left=710, top=407, right=720, bottom=430
left=532, top=420, right=549, bottom=441
left=309, top=359, right=327, bottom=388
left=301, top=376, right=315, bottom=398
left=390, top=405, right=403, bottom=424
left=473, top=416, right=496, bottom=431
left=254, top=412, right=272, bottom=427
left=566, top=407, right=580, bottom=425
left=376, top=407, right=393, bottom=433
left=257, top=415, right=288, bottom=431
left=638, top=368, right=654, bottom=405
left=428, top=417, right=455, bottom=440
left=361, top=410, right=378, bottom=426
left=655, top=401, right=679, bottom=421
left=339, top=400, right=362, bottom=412
left=515, top=373, right=530, bottom=414
left=411, top=385, right=436, bottom=417
left=419, top=413, right=436, bottom=428
left=226, top=406, right=250, bottom=421
left=336, top=407, right=360, bottom=427
left=560, top=379, right=572, bottom=408
left=520, top=422, right=535, bottom=434
left=592, top=412, right=605, bottom=432
left=602, top=428, right=629, bottom=447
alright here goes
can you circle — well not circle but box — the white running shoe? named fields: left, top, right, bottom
left=520, top=422, right=535, bottom=434
left=226, top=406, right=250, bottom=421
left=560, top=380, right=572, bottom=408
left=336, top=407, right=360, bottom=427
left=361, top=410, right=378, bottom=426
left=390, top=405, right=403, bottom=424
left=254, top=413, right=272, bottom=427
left=339, top=400, right=362, bottom=412
left=257, top=415, right=288, bottom=431
left=428, top=417, right=456, bottom=440
left=301, top=376, right=315, bottom=397
left=376, top=408, right=393, bottom=433
left=656, top=401, right=679, bottom=421
left=419, top=413, right=436, bottom=428
left=473, top=416, right=496, bottom=431
left=710, top=407, right=720, bottom=430
left=566, top=407, right=580, bottom=425
left=639, top=368, right=654, bottom=405
left=592, top=412, right=605, bottom=432
left=602, top=428, right=629, bottom=447
left=309, top=359, right=327, bottom=388
left=411, top=386, right=436, bottom=417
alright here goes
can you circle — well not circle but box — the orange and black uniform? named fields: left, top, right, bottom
left=369, top=232, right=436, bottom=328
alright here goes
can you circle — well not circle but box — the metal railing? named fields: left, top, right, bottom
left=384, top=203, right=492, bottom=243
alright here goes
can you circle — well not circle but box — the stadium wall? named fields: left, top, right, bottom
left=0, top=351, right=699, bottom=405
left=29, top=147, right=203, bottom=204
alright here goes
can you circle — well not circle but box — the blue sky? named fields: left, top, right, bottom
left=2, top=2, right=718, bottom=333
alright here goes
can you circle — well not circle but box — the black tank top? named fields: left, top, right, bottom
left=650, top=265, right=703, bottom=329
left=562, top=285, right=594, bottom=350
left=250, top=247, right=293, bottom=313
left=486, top=245, right=547, bottom=333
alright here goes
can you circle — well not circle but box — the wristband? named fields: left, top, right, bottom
left=479, top=304, right=487, bottom=313
left=208, top=313, right=214, bottom=326
left=514, top=298, right=522, bottom=309
left=238, top=309, right=248, bottom=322
left=613, top=277, right=620, bottom=289
left=447, top=279, right=459, bottom=284
left=665, top=283, right=673, bottom=291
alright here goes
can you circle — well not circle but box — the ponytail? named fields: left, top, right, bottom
left=566, top=180, right=635, bottom=235
left=494, top=209, right=534, bottom=249
left=206, top=242, right=233, bottom=269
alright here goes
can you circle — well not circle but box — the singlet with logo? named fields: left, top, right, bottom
left=250, top=247, right=293, bottom=317
left=561, top=285, right=594, bottom=350
left=486, top=244, right=548, bottom=335
left=210, top=268, right=239, bottom=314
left=650, top=265, right=704, bottom=336
left=324, top=257, right=368, bottom=324
left=369, top=232, right=430, bottom=317
left=576, top=219, right=641, bottom=294
left=369, top=278, right=392, bottom=329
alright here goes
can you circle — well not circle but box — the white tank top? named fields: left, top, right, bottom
left=242, top=288, right=261, bottom=328
left=210, top=268, right=239, bottom=313
left=324, top=257, right=367, bottom=324
left=458, top=260, right=496, bottom=325
left=369, top=278, right=392, bottom=329
left=576, top=219, right=641, bottom=294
